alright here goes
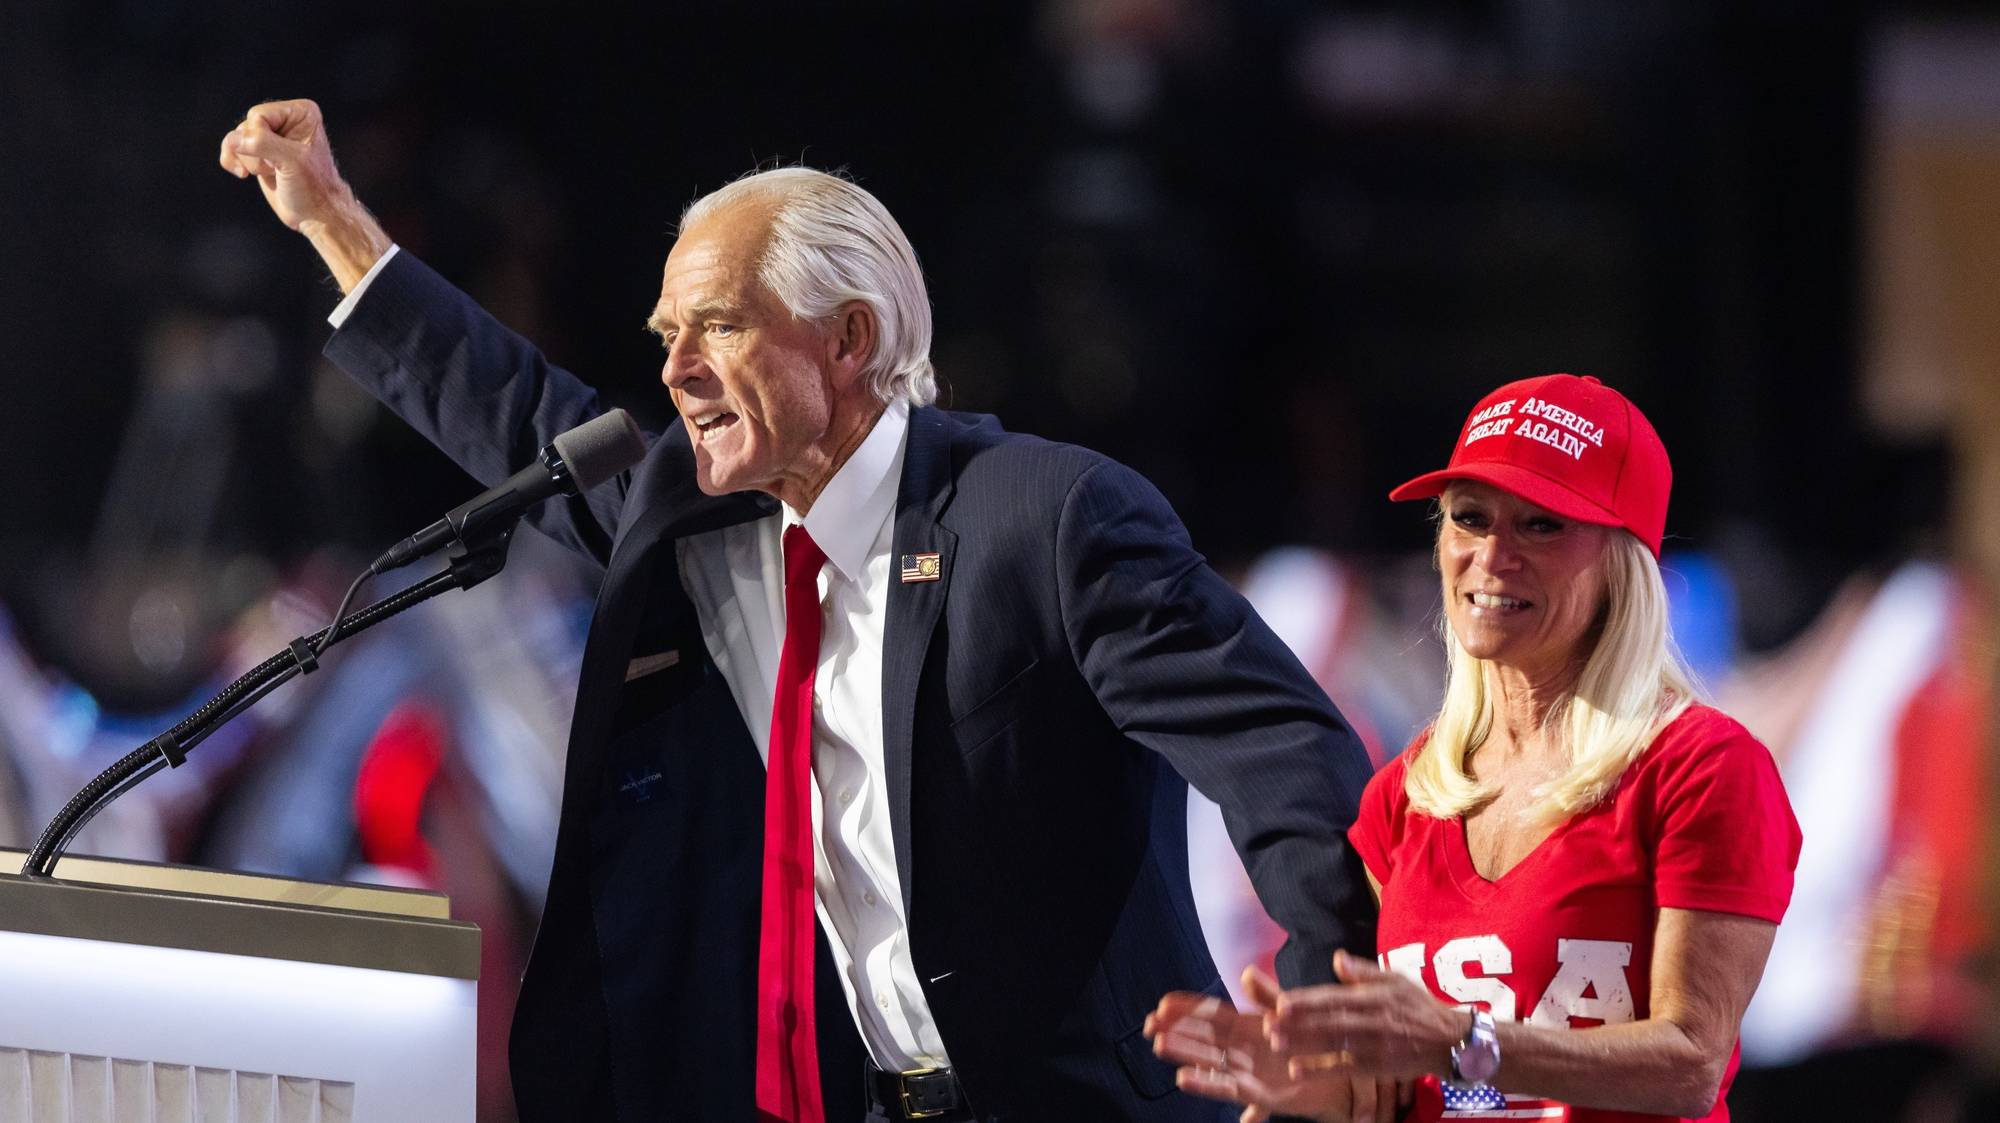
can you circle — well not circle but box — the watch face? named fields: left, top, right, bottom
left=1451, top=1012, right=1501, bottom=1086
left=1455, top=1038, right=1500, bottom=1084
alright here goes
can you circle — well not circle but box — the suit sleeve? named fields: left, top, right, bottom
left=321, top=250, right=630, bottom=569
left=1053, top=459, right=1378, bottom=985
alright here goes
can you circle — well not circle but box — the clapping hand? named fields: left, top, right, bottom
left=1264, top=951, right=1466, bottom=1082
left=1147, top=963, right=1408, bottom=1123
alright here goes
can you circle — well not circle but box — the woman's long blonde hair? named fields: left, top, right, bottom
left=1404, top=526, right=1702, bottom=821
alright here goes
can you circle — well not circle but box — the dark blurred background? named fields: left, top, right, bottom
left=2, top=1, right=1996, bottom=1120
left=0, top=0, right=1947, bottom=666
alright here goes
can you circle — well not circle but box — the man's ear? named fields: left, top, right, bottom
left=826, top=300, right=879, bottom=389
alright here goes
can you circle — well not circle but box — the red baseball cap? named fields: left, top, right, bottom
left=1388, top=374, right=1672, bottom=557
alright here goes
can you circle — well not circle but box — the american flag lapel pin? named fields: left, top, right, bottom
left=899, top=552, right=942, bottom=583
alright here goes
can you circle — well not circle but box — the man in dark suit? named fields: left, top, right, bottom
left=222, top=99, right=1378, bottom=1123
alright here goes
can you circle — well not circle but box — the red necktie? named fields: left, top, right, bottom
left=756, top=525, right=828, bottom=1123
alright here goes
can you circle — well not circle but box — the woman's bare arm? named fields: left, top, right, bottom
left=1269, top=908, right=1777, bottom=1118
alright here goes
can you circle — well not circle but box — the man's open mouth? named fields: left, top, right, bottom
left=691, top=410, right=739, bottom=441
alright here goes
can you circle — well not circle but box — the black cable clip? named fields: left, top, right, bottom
left=289, top=635, right=321, bottom=675
left=148, top=731, right=187, bottom=769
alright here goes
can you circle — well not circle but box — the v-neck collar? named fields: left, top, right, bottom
left=1444, top=809, right=1582, bottom=895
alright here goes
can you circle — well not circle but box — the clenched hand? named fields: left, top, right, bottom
left=219, top=99, right=390, bottom=291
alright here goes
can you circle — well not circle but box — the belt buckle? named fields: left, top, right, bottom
left=898, top=1067, right=946, bottom=1120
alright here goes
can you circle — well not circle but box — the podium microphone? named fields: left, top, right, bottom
left=371, top=409, right=647, bottom=574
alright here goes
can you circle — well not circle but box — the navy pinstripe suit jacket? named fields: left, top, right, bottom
left=325, top=251, right=1377, bottom=1122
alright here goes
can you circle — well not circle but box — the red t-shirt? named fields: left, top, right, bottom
left=1347, top=705, right=1802, bottom=1122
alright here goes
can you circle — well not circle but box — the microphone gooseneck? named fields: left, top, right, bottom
left=21, top=409, right=648, bottom=879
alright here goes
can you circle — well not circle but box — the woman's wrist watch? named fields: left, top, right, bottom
left=1448, top=1009, right=1501, bottom=1088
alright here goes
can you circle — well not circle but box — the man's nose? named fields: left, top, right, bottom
left=661, top=339, right=704, bottom=389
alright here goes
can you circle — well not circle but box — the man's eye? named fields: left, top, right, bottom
left=710, top=323, right=738, bottom=337
left=1450, top=510, right=1485, bottom=528
left=1526, top=518, right=1564, bottom=533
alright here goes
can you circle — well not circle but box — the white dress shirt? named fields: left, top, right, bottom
left=336, top=252, right=949, bottom=1070
left=327, top=245, right=400, bottom=328
left=677, top=398, right=951, bottom=1072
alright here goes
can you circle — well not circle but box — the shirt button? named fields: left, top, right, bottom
left=864, top=889, right=878, bottom=906
left=876, top=992, right=890, bottom=1010
left=839, top=789, right=854, bottom=806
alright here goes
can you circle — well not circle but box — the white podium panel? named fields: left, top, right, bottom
left=0, top=850, right=478, bottom=1123
left=0, top=1046, right=354, bottom=1123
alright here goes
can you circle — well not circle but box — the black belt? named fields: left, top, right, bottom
left=865, top=1061, right=970, bottom=1121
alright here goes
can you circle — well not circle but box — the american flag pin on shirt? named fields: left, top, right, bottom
left=900, top=552, right=942, bottom=583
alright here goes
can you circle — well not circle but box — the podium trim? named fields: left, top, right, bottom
left=0, top=870, right=479, bottom=980
left=0, top=848, right=451, bottom=918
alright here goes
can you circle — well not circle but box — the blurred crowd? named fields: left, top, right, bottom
left=3, top=1, right=1997, bottom=1120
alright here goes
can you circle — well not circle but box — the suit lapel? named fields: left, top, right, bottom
left=881, top=407, right=957, bottom=916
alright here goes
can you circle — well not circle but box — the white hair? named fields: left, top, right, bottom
left=1405, top=527, right=1703, bottom=822
left=680, top=167, right=937, bottom=407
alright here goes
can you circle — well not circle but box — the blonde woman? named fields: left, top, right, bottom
left=1150, top=375, right=1801, bottom=1123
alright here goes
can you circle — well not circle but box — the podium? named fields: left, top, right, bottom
left=0, top=849, right=479, bottom=1122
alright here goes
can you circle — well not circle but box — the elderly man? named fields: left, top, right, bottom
left=221, top=99, right=1376, bottom=1123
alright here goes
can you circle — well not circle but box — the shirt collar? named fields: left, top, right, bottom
left=782, top=398, right=910, bottom=583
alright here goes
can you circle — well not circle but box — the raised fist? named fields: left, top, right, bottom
left=219, top=99, right=389, bottom=291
